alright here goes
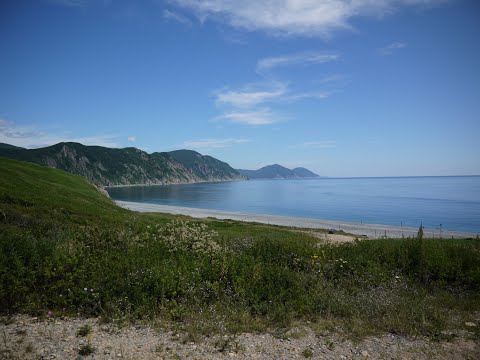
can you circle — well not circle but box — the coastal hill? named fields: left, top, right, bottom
left=237, top=164, right=319, bottom=179
left=0, top=142, right=245, bottom=186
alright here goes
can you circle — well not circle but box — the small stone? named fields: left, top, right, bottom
left=117, top=354, right=123, bottom=357
left=362, top=350, right=370, bottom=358
left=228, top=352, right=235, bottom=357
left=465, top=322, right=477, bottom=327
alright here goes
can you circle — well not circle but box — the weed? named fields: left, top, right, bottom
left=302, top=348, right=313, bottom=358
left=76, top=324, right=92, bottom=337
left=214, top=334, right=243, bottom=353
left=78, top=342, right=95, bottom=356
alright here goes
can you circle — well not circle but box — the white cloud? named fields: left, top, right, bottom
left=379, top=41, right=408, bottom=55
left=285, top=91, right=330, bottom=102
left=0, top=119, right=119, bottom=148
left=127, top=136, right=136, bottom=142
left=162, top=9, right=193, bottom=26
left=181, top=138, right=251, bottom=149
left=303, top=140, right=337, bottom=149
left=216, top=81, right=331, bottom=109
left=214, top=61, right=336, bottom=126
left=257, top=52, right=339, bottom=73
left=218, top=108, right=279, bottom=126
left=212, top=47, right=342, bottom=129
left=172, top=0, right=446, bottom=37
left=216, top=82, right=287, bottom=107
left=290, top=140, right=337, bottom=149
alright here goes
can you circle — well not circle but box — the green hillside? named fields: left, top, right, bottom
left=0, top=142, right=244, bottom=186
left=168, top=149, right=242, bottom=181
left=0, top=157, right=125, bottom=225
left=1, top=157, right=479, bottom=339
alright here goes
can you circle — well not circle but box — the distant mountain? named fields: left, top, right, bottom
left=237, top=164, right=319, bottom=179
left=292, top=167, right=319, bottom=178
left=0, top=142, right=245, bottom=186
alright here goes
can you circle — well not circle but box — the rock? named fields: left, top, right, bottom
left=465, top=322, right=477, bottom=327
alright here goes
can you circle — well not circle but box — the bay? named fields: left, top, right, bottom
left=107, top=176, right=480, bottom=233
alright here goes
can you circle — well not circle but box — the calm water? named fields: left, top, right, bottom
left=107, top=177, right=480, bottom=233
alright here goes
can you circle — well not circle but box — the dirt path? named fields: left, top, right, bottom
left=299, top=230, right=357, bottom=244
left=2, top=316, right=478, bottom=359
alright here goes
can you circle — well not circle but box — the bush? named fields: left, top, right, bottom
left=1, top=209, right=479, bottom=337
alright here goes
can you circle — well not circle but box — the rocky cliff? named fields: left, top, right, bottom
left=0, top=142, right=245, bottom=186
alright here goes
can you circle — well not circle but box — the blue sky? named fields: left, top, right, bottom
left=1, top=0, right=479, bottom=176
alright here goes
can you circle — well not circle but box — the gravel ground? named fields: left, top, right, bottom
left=115, top=201, right=479, bottom=239
left=2, top=316, right=478, bottom=359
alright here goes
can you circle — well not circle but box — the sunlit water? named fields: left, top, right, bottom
left=107, top=176, right=480, bottom=233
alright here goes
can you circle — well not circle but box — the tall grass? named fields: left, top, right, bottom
left=1, top=157, right=479, bottom=338
left=1, top=217, right=479, bottom=337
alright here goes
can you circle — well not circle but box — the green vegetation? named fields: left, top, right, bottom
left=0, top=142, right=244, bottom=186
left=1, top=157, right=479, bottom=339
left=76, top=324, right=92, bottom=337
left=302, top=348, right=313, bottom=358
left=78, top=343, right=95, bottom=356
left=168, top=149, right=241, bottom=180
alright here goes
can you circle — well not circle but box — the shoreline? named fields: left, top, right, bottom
left=115, top=201, right=479, bottom=239
left=104, top=178, right=246, bottom=189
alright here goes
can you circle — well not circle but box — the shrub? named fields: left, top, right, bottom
left=78, top=342, right=95, bottom=356
left=76, top=324, right=92, bottom=337
left=156, top=220, right=221, bottom=256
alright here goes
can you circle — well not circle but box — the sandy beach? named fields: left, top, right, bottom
left=115, top=201, right=478, bottom=239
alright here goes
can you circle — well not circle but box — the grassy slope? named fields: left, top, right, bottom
left=1, top=157, right=479, bottom=339
left=0, top=156, right=126, bottom=224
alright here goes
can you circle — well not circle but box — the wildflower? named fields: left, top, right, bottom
left=312, top=255, right=319, bottom=260
left=395, top=275, right=400, bottom=279
left=47, top=311, right=53, bottom=317
left=90, top=289, right=94, bottom=292
left=84, top=288, right=87, bottom=291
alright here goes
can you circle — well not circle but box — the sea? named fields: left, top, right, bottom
left=107, top=176, right=480, bottom=233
